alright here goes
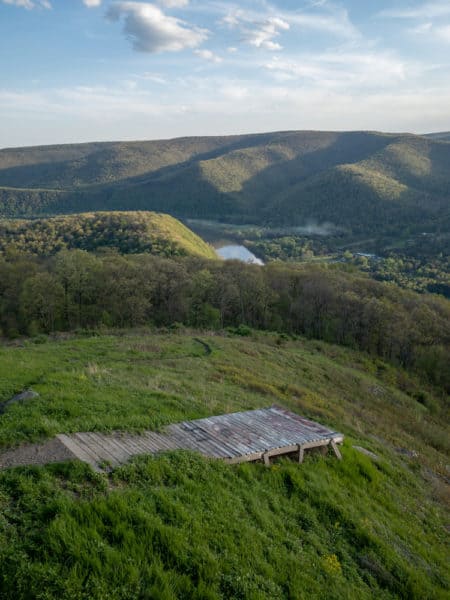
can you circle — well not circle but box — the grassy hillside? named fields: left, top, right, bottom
left=0, top=212, right=216, bottom=259
left=0, top=330, right=448, bottom=599
left=1, top=131, right=449, bottom=234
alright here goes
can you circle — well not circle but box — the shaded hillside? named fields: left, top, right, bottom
left=425, top=132, right=450, bottom=141
left=0, top=212, right=216, bottom=259
left=1, top=131, right=449, bottom=234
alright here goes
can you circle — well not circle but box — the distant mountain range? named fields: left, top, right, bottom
left=1, top=131, right=449, bottom=235
left=424, top=132, right=450, bottom=141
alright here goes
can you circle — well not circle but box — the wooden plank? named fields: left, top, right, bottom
left=198, top=418, right=257, bottom=455
left=230, top=413, right=283, bottom=452
left=225, top=451, right=264, bottom=465
left=183, top=421, right=253, bottom=457
left=218, top=413, right=270, bottom=447
left=110, top=434, right=144, bottom=459
left=93, top=434, right=131, bottom=463
left=145, top=433, right=176, bottom=452
left=188, top=421, right=243, bottom=458
left=266, top=444, right=299, bottom=458
left=119, top=435, right=151, bottom=456
left=3, top=407, right=344, bottom=470
left=331, top=440, right=342, bottom=460
left=57, top=434, right=98, bottom=467
left=82, top=433, right=121, bottom=466
left=180, top=425, right=229, bottom=457
left=69, top=433, right=107, bottom=465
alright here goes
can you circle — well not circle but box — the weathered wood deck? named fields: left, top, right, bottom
left=0, top=406, right=343, bottom=470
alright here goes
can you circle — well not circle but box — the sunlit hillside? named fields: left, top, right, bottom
left=1, top=131, right=449, bottom=235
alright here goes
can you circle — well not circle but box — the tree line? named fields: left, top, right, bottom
left=1, top=249, right=449, bottom=391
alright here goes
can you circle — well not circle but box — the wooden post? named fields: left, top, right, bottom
left=330, top=440, right=342, bottom=460
left=263, top=452, right=271, bottom=467
left=298, top=445, right=304, bottom=463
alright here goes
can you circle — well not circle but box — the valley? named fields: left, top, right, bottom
left=2, top=1, right=449, bottom=597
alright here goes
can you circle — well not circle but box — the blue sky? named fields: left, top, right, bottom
left=1, top=0, right=449, bottom=147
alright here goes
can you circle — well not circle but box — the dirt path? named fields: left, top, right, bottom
left=193, top=338, right=212, bottom=355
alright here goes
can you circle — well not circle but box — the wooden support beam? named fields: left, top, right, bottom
left=330, top=440, right=342, bottom=460
left=223, top=438, right=344, bottom=466
left=268, top=444, right=299, bottom=457
left=225, top=451, right=263, bottom=465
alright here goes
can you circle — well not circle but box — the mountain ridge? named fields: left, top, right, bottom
left=1, top=130, right=449, bottom=235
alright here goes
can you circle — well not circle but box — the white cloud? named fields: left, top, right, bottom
left=223, top=12, right=290, bottom=51
left=287, top=9, right=358, bottom=39
left=218, top=83, right=249, bottom=100
left=408, top=19, right=450, bottom=43
left=2, top=0, right=50, bottom=8
left=409, top=21, right=433, bottom=34
left=3, top=78, right=450, bottom=147
left=380, top=1, right=450, bottom=19
left=265, top=51, right=409, bottom=88
left=221, top=10, right=242, bottom=29
left=106, top=2, right=208, bottom=53
left=379, top=1, right=450, bottom=46
left=194, top=49, right=222, bottom=63
left=435, top=24, right=450, bottom=42
left=83, top=0, right=102, bottom=8
left=244, top=17, right=290, bottom=51
left=221, top=3, right=358, bottom=52
left=157, top=0, right=189, bottom=7
left=137, top=72, right=168, bottom=84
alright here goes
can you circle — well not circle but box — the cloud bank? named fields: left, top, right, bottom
left=2, top=0, right=50, bottom=8
left=106, top=1, right=208, bottom=52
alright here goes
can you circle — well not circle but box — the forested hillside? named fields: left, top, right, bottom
left=425, top=132, right=450, bottom=142
left=1, top=250, right=449, bottom=393
left=1, top=240, right=449, bottom=600
left=0, top=212, right=216, bottom=258
left=1, top=131, right=449, bottom=235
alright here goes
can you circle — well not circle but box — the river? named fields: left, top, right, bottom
left=215, top=244, right=264, bottom=265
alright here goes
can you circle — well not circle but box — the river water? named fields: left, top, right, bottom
left=215, top=245, right=264, bottom=265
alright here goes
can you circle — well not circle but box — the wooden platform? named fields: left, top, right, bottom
left=0, top=406, right=343, bottom=470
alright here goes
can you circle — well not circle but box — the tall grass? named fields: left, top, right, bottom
left=0, top=449, right=448, bottom=599
left=0, top=330, right=448, bottom=598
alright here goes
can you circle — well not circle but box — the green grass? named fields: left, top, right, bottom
left=0, top=330, right=448, bottom=598
left=0, top=331, right=447, bottom=461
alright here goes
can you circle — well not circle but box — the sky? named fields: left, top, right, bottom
left=0, top=0, right=449, bottom=147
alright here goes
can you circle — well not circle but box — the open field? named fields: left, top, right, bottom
left=0, top=330, right=448, bottom=599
